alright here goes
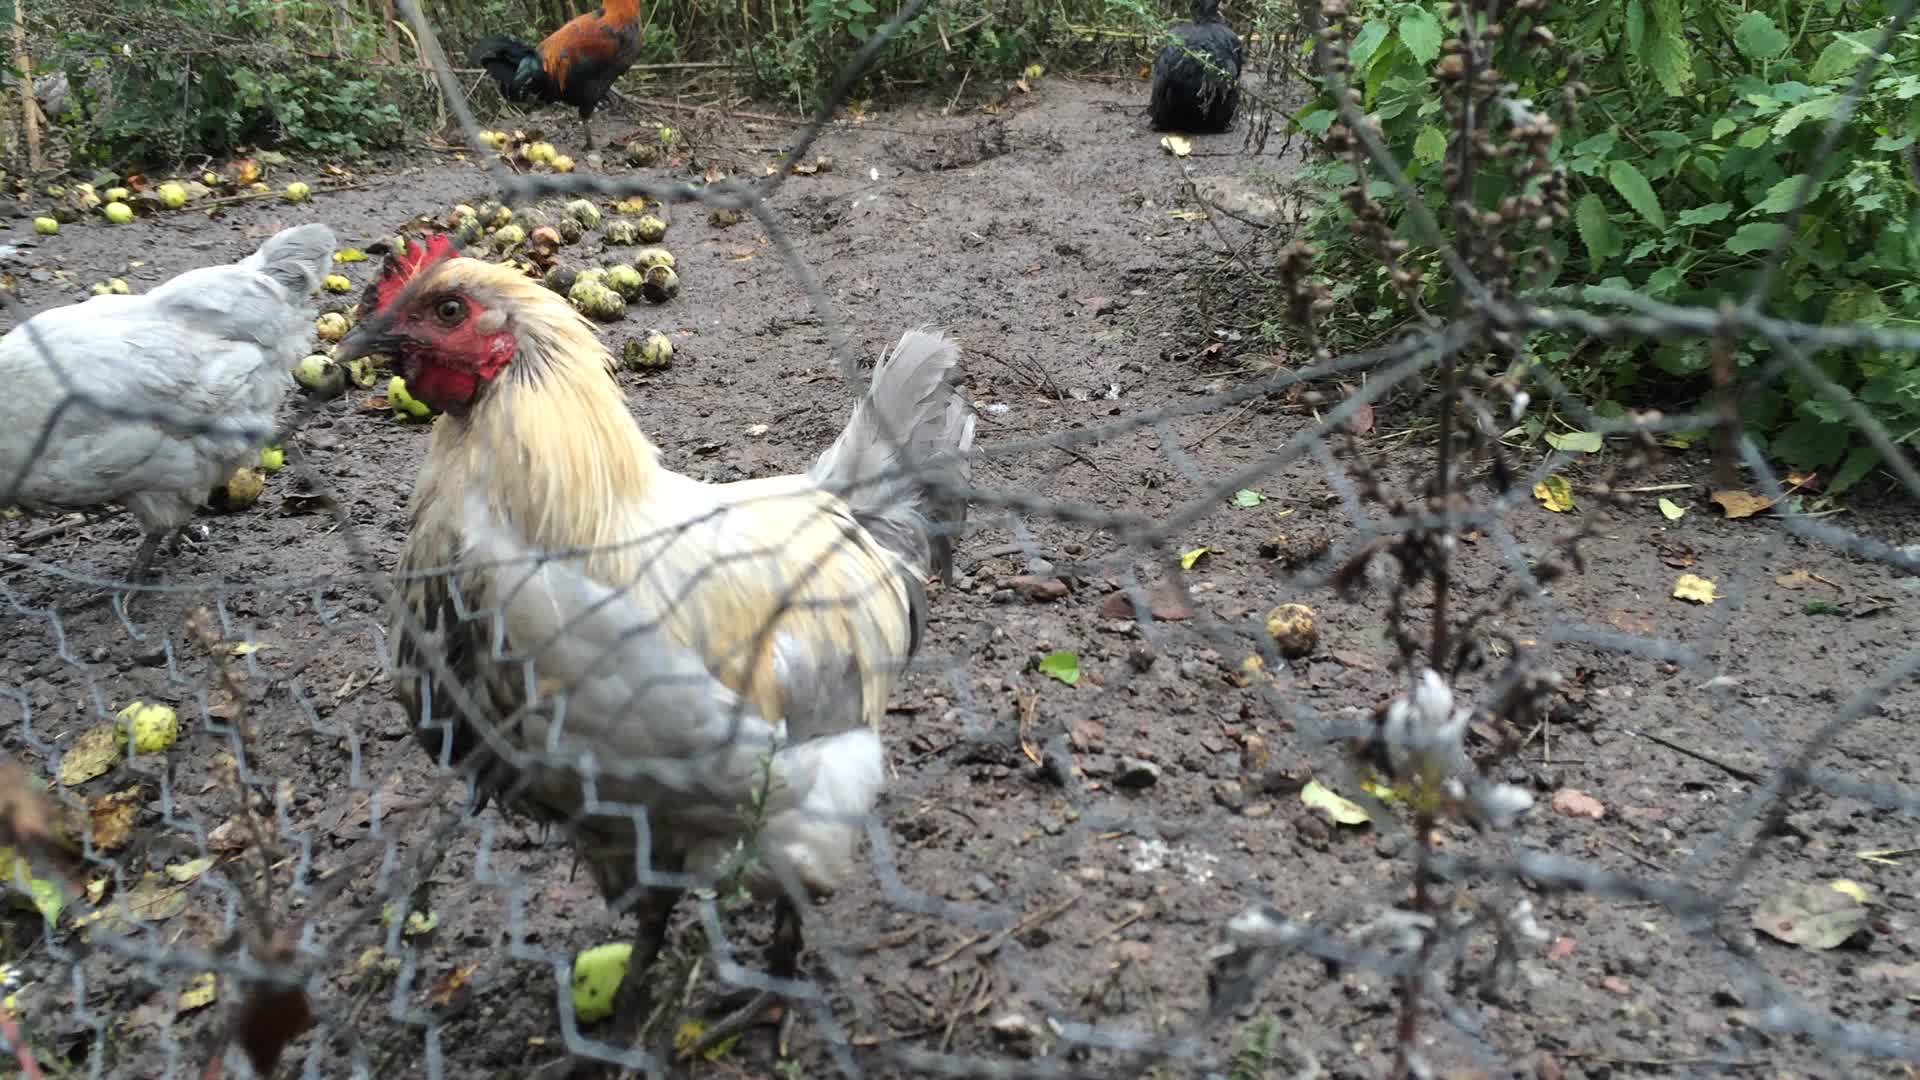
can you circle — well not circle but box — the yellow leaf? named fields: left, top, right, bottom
left=86, top=787, right=141, bottom=852
left=1361, top=780, right=1400, bottom=802
left=1775, top=569, right=1815, bottom=589
left=1533, top=475, right=1574, bottom=512
left=1829, top=879, right=1872, bottom=904
left=164, top=856, right=215, bottom=883
left=1857, top=848, right=1914, bottom=865
left=333, top=248, right=368, bottom=263
left=1672, top=573, right=1718, bottom=604
left=57, top=725, right=123, bottom=786
left=1300, top=780, right=1371, bottom=826
left=1657, top=497, right=1685, bottom=520
left=1168, top=209, right=1206, bottom=221
left=1710, top=490, right=1774, bottom=519
left=1159, top=135, right=1193, bottom=158
left=177, top=973, right=218, bottom=1012
left=229, top=642, right=266, bottom=656
left=1179, top=547, right=1212, bottom=570
left=674, top=1018, right=741, bottom=1061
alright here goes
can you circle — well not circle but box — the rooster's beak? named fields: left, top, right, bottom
left=334, top=322, right=398, bottom=365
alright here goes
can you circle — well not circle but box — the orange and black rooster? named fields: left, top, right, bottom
left=469, top=0, right=642, bottom=149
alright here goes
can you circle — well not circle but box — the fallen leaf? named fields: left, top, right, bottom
left=1775, top=570, right=1815, bottom=589
left=1711, top=490, right=1774, bottom=519
left=1038, top=651, right=1080, bottom=687
left=165, top=856, right=215, bottom=883
left=1672, top=573, right=1719, bottom=604
left=1159, top=135, right=1193, bottom=158
left=1600, top=975, right=1631, bottom=996
left=1786, top=470, right=1821, bottom=491
left=1828, top=879, right=1872, bottom=905
left=1345, top=402, right=1375, bottom=434
left=1657, top=541, right=1697, bottom=569
left=1300, top=780, right=1370, bottom=826
left=1550, top=788, right=1605, bottom=819
left=1857, top=848, right=1914, bottom=865
left=1657, top=497, right=1686, bottom=520
left=333, top=249, right=368, bottom=263
left=1752, top=881, right=1869, bottom=949
left=1545, top=430, right=1603, bottom=453
left=1534, top=475, right=1575, bottom=513
left=1098, top=584, right=1193, bottom=622
left=230, top=642, right=267, bottom=656
left=674, top=1017, right=740, bottom=1061
left=1179, top=547, right=1212, bottom=570
left=86, top=788, right=141, bottom=852
left=57, top=725, right=123, bottom=786
left=178, top=973, right=218, bottom=1013
left=427, top=964, right=477, bottom=1008
left=1068, top=718, right=1104, bottom=751
left=1167, top=209, right=1206, bottom=221
left=1231, top=489, right=1265, bottom=508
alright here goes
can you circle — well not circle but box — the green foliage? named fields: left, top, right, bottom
left=34, top=0, right=420, bottom=166
left=732, top=0, right=1162, bottom=109
left=1289, top=0, right=1920, bottom=494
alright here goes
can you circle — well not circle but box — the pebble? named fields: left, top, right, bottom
left=1006, top=574, right=1068, bottom=602
left=1114, top=757, right=1161, bottom=789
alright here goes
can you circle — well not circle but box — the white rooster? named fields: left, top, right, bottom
left=0, top=223, right=337, bottom=581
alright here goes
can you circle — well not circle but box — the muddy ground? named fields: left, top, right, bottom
left=1, top=74, right=1917, bottom=1080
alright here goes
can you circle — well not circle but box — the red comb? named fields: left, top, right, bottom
left=366, top=233, right=460, bottom=314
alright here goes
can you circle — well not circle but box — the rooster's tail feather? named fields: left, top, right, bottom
left=470, top=35, right=550, bottom=101
left=808, top=327, right=976, bottom=585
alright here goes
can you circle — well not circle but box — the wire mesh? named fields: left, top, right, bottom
left=0, top=0, right=1917, bottom=1077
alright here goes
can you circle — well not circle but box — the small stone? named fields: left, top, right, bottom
left=1007, top=574, right=1068, bottom=602
left=1213, top=780, right=1247, bottom=811
left=1127, top=644, right=1156, bottom=672
left=1375, top=832, right=1407, bottom=858
left=1599, top=975, right=1631, bottom=996
left=1115, top=757, right=1161, bottom=789
left=990, top=1013, right=1037, bottom=1041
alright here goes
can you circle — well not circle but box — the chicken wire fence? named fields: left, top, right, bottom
left=0, top=0, right=1917, bottom=1076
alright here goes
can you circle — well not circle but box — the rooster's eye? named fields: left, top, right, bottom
left=434, top=298, right=466, bottom=325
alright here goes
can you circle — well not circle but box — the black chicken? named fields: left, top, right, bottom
left=1149, top=0, right=1244, bottom=134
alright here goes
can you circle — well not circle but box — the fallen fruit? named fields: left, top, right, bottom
left=117, top=701, right=179, bottom=754
left=603, top=219, right=641, bottom=245
left=569, top=281, right=627, bottom=321
left=292, top=354, right=346, bottom=396
left=632, top=246, right=674, bottom=270
left=389, top=375, right=435, bottom=420
left=103, top=202, right=134, bottom=225
left=283, top=181, right=312, bottom=203
left=344, top=356, right=380, bottom=389
left=554, top=216, right=585, bottom=245
left=156, top=182, right=188, bottom=209
left=641, top=265, right=679, bottom=303
left=489, top=205, right=514, bottom=229
left=315, top=312, right=351, bottom=342
left=33, top=217, right=58, bottom=235
left=623, top=330, right=673, bottom=370
left=624, top=140, right=659, bottom=167
left=544, top=263, right=580, bottom=294
left=634, top=214, right=667, bottom=244
left=209, top=466, right=265, bottom=512
left=605, top=264, right=643, bottom=302
left=491, top=223, right=526, bottom=252
left=571, top=943, right=632, bottom=1024
left=259, top=446, right=285, bottom=473
left=549, top=154, right=576, bottom=173
left=1264, top=603, right=1319, bottom=658
left=107, top=278, right=130, bottom=294
left=564, top=198, right=602, bottom=230
left=322, top=274, right=353, bottom=293
left=103, top=186, right=130, bottom=203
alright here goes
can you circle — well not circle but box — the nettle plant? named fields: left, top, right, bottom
left=1290, top=0, right=1920, bottom=494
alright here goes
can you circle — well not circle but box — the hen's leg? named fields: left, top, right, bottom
left=687, top=894, right=805, bottom=1058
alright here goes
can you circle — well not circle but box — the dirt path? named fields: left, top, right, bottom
left=1, top=76, right=1917, bottom=1079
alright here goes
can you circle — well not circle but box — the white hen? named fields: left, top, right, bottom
left=0, top=223, right=336, bottom=579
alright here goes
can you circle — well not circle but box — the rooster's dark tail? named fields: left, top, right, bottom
left=470, top=35, right=551, bottom=102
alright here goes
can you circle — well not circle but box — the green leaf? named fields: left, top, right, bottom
left=1397, top=8, right=1444, bottom=65
left=1676, top=202, right=1733, bottom=227
left=1732, top=12, right=1790, bottom=60
left=1232, top=488, right=1266, bottom=508
left=1727, top=222, right=1787, bottom=255
left=1644, top=266, right=1683, bottom=297
left=1574, top=194, right=1620, bottom=266
left=1625, top=0, right=1646, bottom=55
left=1545, top=430, right=1603, bottom=453
left=1645, top=0, right=1694, bottom=96
left=1711, top=117, right=1737, bottom=140
left=1755, top=175, right=1820, bottom=214
left=1773, top=94, right=1844, bottom=138
left=1037, top=651, right=1080, bottom=687
left=1872, top=134, right=1915, bottom=152
left=1770, top=417, right=1847, bottom=469
left=1412, top=126, right=1447, bottom=164
left=1808, top=39, right=1865, bottom=84
left=1607, top=160, right=1667, bottom=229
left=1658, top=497, right=1686, bottom=520
left=1348, top=20, right=1391, bottom=76
left=1828, top=445, right=1882, bottom=496
left=1736, top=126, right=1772, bottom=149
